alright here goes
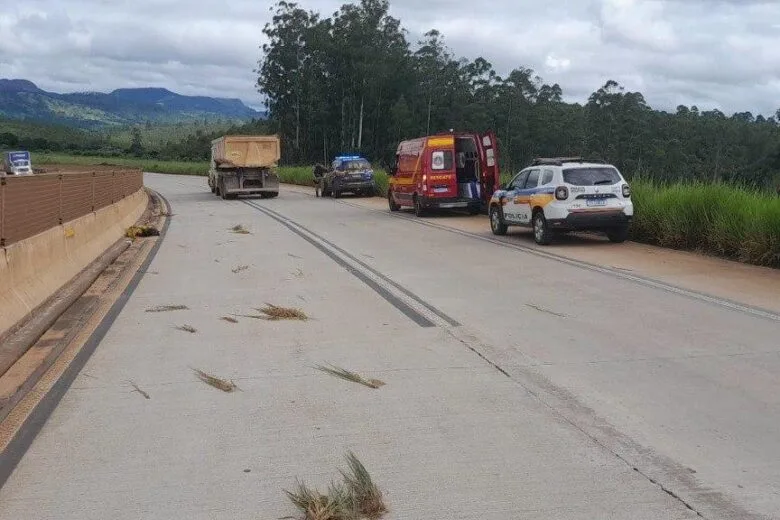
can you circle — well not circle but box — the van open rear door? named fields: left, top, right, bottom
left=477, top=131, right=499, bottom=206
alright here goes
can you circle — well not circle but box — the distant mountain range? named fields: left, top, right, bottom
left=0, top=79, right=264, bottom=129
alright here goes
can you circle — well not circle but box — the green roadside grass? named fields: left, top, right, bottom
left=31, top=154, right=780, bottom=268
left=629, top=179, right=780, bottom=267
left=35, top=153, right=210, bottom=175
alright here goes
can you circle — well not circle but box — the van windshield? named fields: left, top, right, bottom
left=563, top=167, right=621, bottom=186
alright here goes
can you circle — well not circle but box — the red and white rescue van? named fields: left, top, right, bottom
left=387, top=132, right=500, bottom=216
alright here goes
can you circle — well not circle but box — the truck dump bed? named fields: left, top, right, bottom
left=211, top=135, right=280, bottom=168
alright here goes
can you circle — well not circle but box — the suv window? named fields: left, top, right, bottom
left=541, top=169, right=554, bottom=185
left=510, top=171, right=529, bottom=190
left=525, top=169, right=540, bottom=188
left=344, top=159, right=371, bottom=170
left=563, top=167, right=621, bottom=186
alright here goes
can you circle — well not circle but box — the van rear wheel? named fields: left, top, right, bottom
left=413, top=195, right=426, bottom=217
left=388, top=190, right=400, bottom=212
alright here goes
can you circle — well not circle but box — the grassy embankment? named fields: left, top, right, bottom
left=33, top=154, right=780, bottom=268
left=36, top=153, right=209, bottom=175
left=629, top=179, right=780, bottom=268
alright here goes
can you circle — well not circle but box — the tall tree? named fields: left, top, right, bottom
left=256, top=0, right=780, bottom=188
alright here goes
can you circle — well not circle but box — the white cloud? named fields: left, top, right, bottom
left=545, top=55, right=572, bottom=72
left=0, top=0, right=778, bottom=115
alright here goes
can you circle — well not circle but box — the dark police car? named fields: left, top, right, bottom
left=320, top=156, right=376, bottom=198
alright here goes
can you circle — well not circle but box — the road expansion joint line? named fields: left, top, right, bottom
left=332, top=198, right=780, bottom=323
left=441, top=325, right=761, bottom=520
left=257, top=202, right=461, bottom=327
left=278, top=212, right=452, bottom=329
left=243, top=201, right=450, bottom=328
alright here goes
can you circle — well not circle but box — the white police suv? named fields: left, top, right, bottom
left=488, top=157, right=633, bottom=245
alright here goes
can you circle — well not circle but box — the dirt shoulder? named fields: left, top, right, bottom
left=284, top=184, right=780, bottom=315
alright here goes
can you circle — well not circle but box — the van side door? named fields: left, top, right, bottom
left=394, top=140, right=424, bottom=205
left=477, top=132, right=499, bottom=205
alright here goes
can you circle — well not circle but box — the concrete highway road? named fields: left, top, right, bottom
left=1, top=172, right=778, bottom=519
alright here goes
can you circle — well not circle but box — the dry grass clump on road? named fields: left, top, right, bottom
left=230, top=224, right=251, bottom=234
left=285, top=481, right=356, bottom=520
left=145, top=304, right=189, bottom=313
left=284, top=452, right=387, bottom=520
left=175, top=324, right=197, bottom=333
left=525, top=303, right=566, bottom=318
left=220, top=316, right=239, bottom=323
left=341, top=452, right=387, bottom=519
left=127, top=380, right=150, bottom=400
left=258, top=303, right=308, bottom=321
left=125, top=225, right=160, bottom=239
left=192, top=368, right=238, bottom=393
left=315, top=364, right=385, bottom=389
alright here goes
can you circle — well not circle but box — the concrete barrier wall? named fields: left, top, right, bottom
left=0, top=170, right=144, bottom=247
left=0, top=188, right=148, bottom=337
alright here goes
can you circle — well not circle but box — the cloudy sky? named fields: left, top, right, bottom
left=1, top=0, right=779, bottom=116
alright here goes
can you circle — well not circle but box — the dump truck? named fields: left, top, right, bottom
left=1, top=151, right=33, bottom=175
left=208, top=135, right=281, bottom=199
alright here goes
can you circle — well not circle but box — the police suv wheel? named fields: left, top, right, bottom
left=490, top=206, right=508, bottom=236
left=533, top=212, right=553, bottom=245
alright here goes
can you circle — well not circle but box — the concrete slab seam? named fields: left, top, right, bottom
left=245, top=200, right=461, bottom=327
left=443, top=325, right=764, bottom=520
left=243, top=200, right=445, bottom=328
left=332, top=198, right=780, bottom=323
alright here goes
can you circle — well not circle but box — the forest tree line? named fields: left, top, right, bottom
left=257, top=0, right=780, bottom=188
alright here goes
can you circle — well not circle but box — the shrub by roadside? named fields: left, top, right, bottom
left=630, top=179, right=780, bottom=268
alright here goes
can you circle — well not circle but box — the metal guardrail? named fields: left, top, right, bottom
left=0, top=170, right=144, bottom=247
